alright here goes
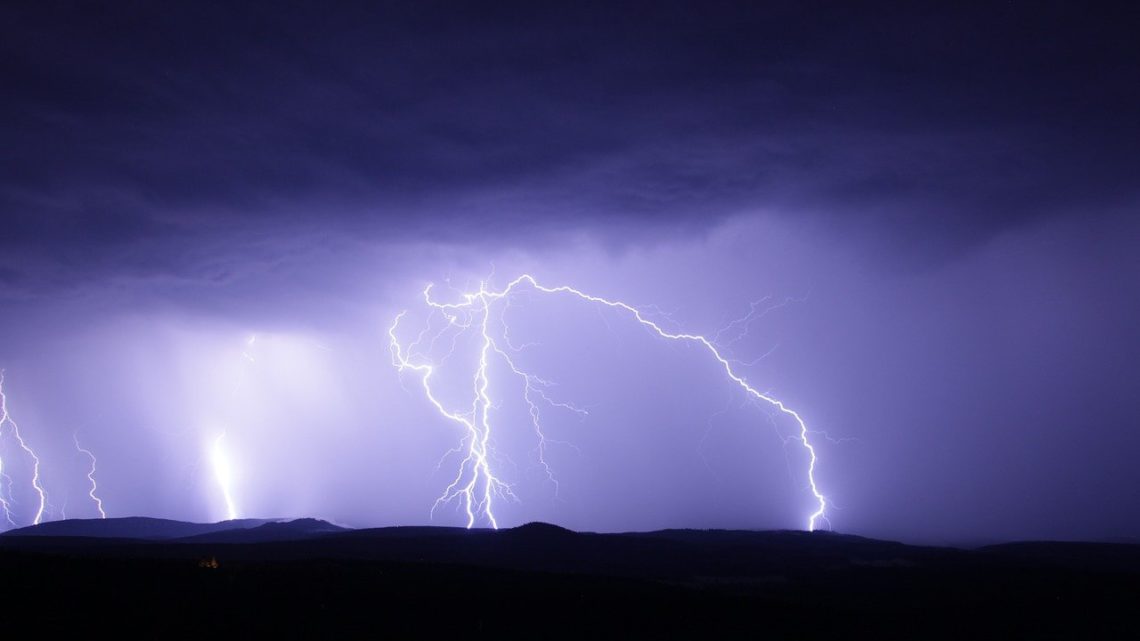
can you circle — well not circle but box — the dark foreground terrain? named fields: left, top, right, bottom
left=2, top=518, right=1137, bottom=639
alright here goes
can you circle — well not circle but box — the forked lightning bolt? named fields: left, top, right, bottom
left=73, top=434, right=107, bottom=519
left=0, top=371, right=48, bottom=527
left=389, top=275, right=829, bottom=531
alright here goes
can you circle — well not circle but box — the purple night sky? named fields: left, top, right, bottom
left=0, top=2, right=1137, bottom=544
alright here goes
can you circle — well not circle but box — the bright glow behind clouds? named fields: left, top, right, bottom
left=0, top=214, right=1135, bottom=540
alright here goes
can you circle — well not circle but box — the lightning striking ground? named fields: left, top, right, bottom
left=0, top=453, right=12, bottom=527
left=73, top=434, right=107, bottom=519
left=389, top=275, right=829, bottom=531
left=0, top=371, right=48, bottom=527
left=211, top=432, right=238, bottom=521
left=204, top=334, right=257, bottom=521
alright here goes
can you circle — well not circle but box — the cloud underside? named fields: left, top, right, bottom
left=0, top=2, right=1136, bottom=285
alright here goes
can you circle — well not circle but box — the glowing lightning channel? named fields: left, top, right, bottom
left=73, top=434, right=106, bottom=519
left=204, top=334, right=257, bottom=522
left=389, top=304, right=516, bottom=529
left=0, top=452, right=13, bottom=527
left=389, top=275, right=829, bottom=532
left=211, top=432, right=238, bottom=521
left=0, top=371, right=48, bottom=526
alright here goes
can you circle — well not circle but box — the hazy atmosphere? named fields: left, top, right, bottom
left=1, top=2, right=1137, bottom=544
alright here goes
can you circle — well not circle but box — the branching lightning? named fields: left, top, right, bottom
left=73, top=434, right=107, bottom=519
left=0, top=371, right=48, bottom=526
left=389, top=275, right=829, bottom=531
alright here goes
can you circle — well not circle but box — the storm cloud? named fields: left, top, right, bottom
left=0, top=2, right=1137, bottom=542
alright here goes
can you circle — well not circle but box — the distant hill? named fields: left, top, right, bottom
left=308, top=524, right=966, bottom=578
left=1, top=518, right=1136, bottom=638
left=3, top=517, right=1138, bottom=578
left=175, top=518, right=347, bottom=543
left=0, top=516, right=281, bottom=541
left=979, top=540, right=1140, bottom=573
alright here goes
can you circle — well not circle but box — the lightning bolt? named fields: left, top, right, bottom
left=389, top=275, right=829, bottom=531
left=388, top=308, right=514, bottom=530
left=0, top=371, right=48, bottom=526
left=0, top=452, right=14, bottom=527
left=204, top=334, right=258, bottom=521
left=73, top=434, right=107, bottom=519
left=211, top=432, right=238, bottom=521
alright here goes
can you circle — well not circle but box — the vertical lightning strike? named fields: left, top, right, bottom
left=0, top=453, right=13, bottom=527
left=389, top=301, right=516, bottom=529
left=204, top=334, right=257, bottom=521
left=0, top=371, right=48, bottom=526
left=390, top=275, right=829, bottom=531
left=73, top=434, right=107, bottom=519
left=211, top=433, right=238, bottom=520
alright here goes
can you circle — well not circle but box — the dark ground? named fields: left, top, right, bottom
left=2, top=519, right=1137, bottom=639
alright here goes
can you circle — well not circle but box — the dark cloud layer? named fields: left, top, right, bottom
left=3, top=1, right=1138, bottom=285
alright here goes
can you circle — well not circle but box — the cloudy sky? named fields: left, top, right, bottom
left=0, top=2, right=1136, bottom=543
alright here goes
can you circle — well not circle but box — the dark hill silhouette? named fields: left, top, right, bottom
left=0, top=516, right=279, bottom=540
left=6, top=518, right=1135, bottom=579
left=174, top=518, right=347, bottom=543
left=0, top=518, right=1136, bottom=639
left=301, top=525, right=965, bottom=578
left=979, top=540, right=1140, bottom=573
left=6, top=518, right=1139, bottom=575
left=509, top=521, right=576, bottom=536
